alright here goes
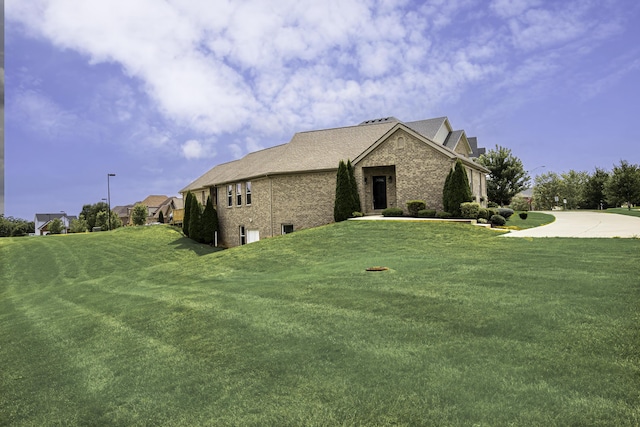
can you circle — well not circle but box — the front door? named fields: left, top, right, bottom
left=373, top=176, right=387, bottom=210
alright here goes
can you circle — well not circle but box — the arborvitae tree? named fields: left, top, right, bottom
left=158, top=210, right=164, bottom=224
left=188, top=195, right=203, bottom=242
left=183, top=191, right=193, bottom=236
left=334, top=160, right=353, bottom=222
left=347, top=159, right=361, bottom=214
left=201, top=196, right=215, bottom=245
left=443, top=159, right=473, bottom=217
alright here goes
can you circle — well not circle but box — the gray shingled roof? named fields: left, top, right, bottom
left=404, top=117, right=448, bottom=141
left=443, top=130, right=464, bottom=150
left=182, top=118, right=487, bottom=192
left=181, top=122, right=397, bottom=192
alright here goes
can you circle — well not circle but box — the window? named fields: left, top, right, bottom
left=246, top=181, right=252, bottom=205
left=236, top=183, right=242, bottom=206
left=282, top=224, right=294, bottom=234
left=239, top=226, right=246, bottom=245
left=227, top=185, right=233, bottom=207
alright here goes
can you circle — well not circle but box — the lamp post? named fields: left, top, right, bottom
left=107, top=173, right=116, bottom=230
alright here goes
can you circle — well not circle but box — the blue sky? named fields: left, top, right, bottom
left=4, top=0, right=640, bottom=220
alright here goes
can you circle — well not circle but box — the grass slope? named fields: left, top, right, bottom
left=1, top=224, right=639, bottom=426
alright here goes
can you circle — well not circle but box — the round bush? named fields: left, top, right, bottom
left=497, top=208, right=514, bottom=219
left=477, top=218, right=488, bottom=224
left=490, top=214, right=506, bottom=226
left=519, top=212, right=528, bottom=220
left=406, top=200, right=426, bottom=217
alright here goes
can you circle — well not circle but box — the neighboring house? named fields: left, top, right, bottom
left=126, top=195, right=169, bottom=225
left=34, top=213, right=77, bottom=235
left=153, top=196, right=184, bottom=225
left=181, top=116, right=489, bottom=248
left=112, top=205, right=133, bottom=226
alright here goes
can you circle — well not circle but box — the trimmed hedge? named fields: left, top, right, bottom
left=497, top=208, right=515, bottom=219
left=406, top=200, right=427, bottom=217
left=460, top=202, right=481, bottom=219
left=382, top=207, right=404, bottom=217
left=417, top=209, right=437, bottom=218
left=437, top=211, right=453, bottom=219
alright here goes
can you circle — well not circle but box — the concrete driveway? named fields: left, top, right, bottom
left=503, top=211, right=640, bottom=238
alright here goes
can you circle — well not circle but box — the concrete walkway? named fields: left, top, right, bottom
left=502, top=211, right=640, bottom=238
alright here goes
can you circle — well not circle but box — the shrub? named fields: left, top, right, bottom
left=460, top=202, right=481, bottom=219
left=477, top=218, right=488, bottom=224
left=490, top=214, right=506, bottom=226
left=406, top=200, right=426, bottom=217
left=497, top=208, right=514, bottom=219
left=487, top=201, right=499, bottom=208
left=478, top=207, right=490, bottom=220
left=417, top=209, right=436, bottom=218
left=519, top=212, right=528, bottom=220
left=487, top=208, right=498, bottom=218
left=382, top=207, right=404, bottom=217
left=437, top=211, right=453, bottom=219
left=352, top=211, right=364, bottom=217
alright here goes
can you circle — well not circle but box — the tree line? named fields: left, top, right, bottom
left=478, top=146, right=639, bottom=210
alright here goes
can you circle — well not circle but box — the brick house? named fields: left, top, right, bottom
left=181, top=117, right=489, bottom=247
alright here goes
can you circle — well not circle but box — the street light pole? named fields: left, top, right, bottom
left=107, top=173, right=116, bottom=230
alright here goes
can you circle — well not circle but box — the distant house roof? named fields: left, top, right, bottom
left=181, top=118, right=487, bottom=192
left=140, top=195, right=169, bottom=208
left=34, top=213, right=77, bottom=223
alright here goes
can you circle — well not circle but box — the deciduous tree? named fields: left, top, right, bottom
left=583, top=168, right=610, bottom=209
left=132, top=203, right=148, bottom=226
left=605, top=160, right=640, bottom=210
left=533, top=172, right=562, bottom=210
left=477, top=145, right=530, bottom=206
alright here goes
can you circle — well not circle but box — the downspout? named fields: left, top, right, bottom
left=265, top=174, right=274, bottom=237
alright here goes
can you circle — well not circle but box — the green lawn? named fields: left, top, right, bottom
left=503, top=211, right=555, bottom=229
left=1, top=223, right=638, bottom=426
left=605, top=207, right=640, bottom=218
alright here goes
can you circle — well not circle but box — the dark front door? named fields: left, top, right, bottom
left=373, top=176, right=387, bottom=210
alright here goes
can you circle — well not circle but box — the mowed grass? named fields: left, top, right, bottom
left=1, top=223, right=638, bottom=426
left=502, top=211, right=555, bottom=230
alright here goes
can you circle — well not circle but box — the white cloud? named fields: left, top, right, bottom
left=6, top=0, right=630, bottom=158
left=181, top=139, right=205, bottom=160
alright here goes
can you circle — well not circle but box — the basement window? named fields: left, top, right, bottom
left=239, top=226, right=246, bottom=245
left=282, top=224, right=294, bottom=235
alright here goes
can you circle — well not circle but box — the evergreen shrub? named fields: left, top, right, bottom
left=497, top=208, right=514, bottom=219
left=460, top=202, right=481, bottom=219
left=490, top=214, right=506, bottom=226
left=417, top=209, right=437, bottom=218
left=382, top=207, right=404, bottom=217
left=478, top=207, right=490, bottom=220
left=437, top=211, right=453, bottom=219
left=406, top=200, right=426, bottom=217
left=519, top=212, right=528, bottom=220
